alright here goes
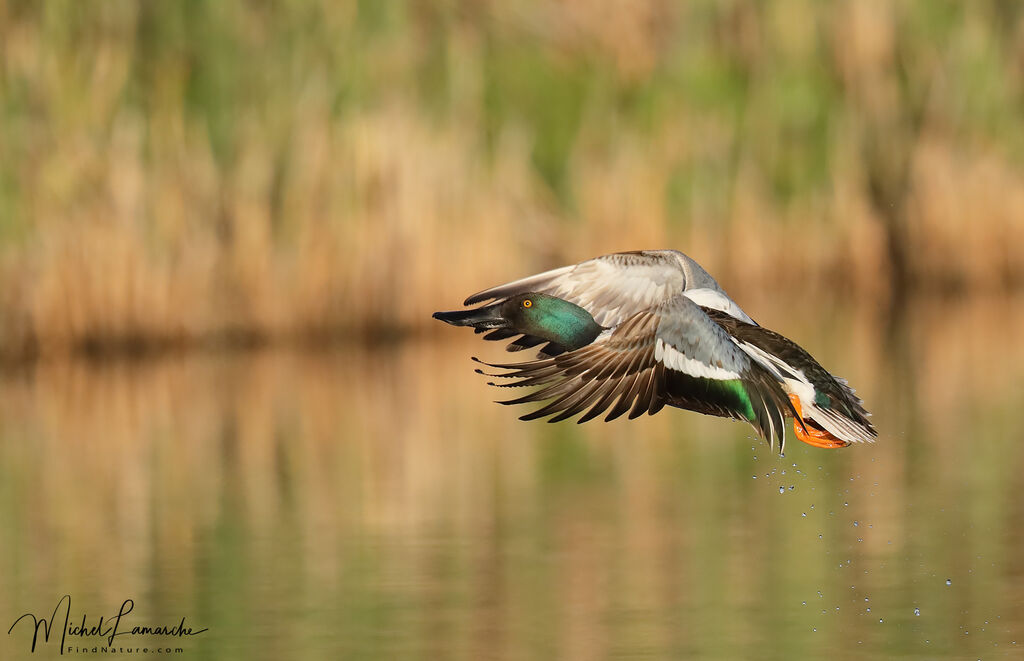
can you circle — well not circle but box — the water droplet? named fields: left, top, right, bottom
left=914, top=608, right=921, bottom=616
left=752, top=475, right=757, bottom=479
left=802, top=601, right=806, bottom=605
left=879, top=618, right=884, bottom=624
left=844, top=501, right=849, bottom=507
left=789, top=485, right=795, bottom=491
left=812, top=628, right=817, bottom=632
left=866, top=607, right=871, bottom=613
left=802, top=512, right=807, bottom=517
left=946, top=579, right=952, bottom=586
left=779, top=486, right=785, bottom=494
left=853, top=521, right=859, bottom=527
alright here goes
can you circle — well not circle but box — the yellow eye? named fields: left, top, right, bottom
left=522, top=299, right=533, bottom=308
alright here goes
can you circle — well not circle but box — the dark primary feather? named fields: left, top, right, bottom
left=478, top=328, right=565, bottom=357
left=482, top=329, right=517, bottom=341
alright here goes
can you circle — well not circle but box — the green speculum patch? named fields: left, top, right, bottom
left=715, top=378, right=756, bottom=421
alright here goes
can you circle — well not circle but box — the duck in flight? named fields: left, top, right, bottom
left=433, top=250, right=876, bottom=453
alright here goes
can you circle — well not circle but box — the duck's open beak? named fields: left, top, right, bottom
left=432, top=302, right=508, bottom=330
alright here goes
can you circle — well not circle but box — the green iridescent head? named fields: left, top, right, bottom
left=433, top=292, right=603, bottom=351
left=496, top=293, right=602, bottom=350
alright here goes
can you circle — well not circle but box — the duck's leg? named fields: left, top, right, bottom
left=788, top=393, right=851, bottom=449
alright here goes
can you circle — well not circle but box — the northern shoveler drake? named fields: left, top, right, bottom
left=433, top=249, right=876, bottom=453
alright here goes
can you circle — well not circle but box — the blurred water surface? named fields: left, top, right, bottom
left=1, top=295, right=1023, bottom=660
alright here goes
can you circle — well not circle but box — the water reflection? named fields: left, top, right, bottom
left=1, top=297, right=1023, bottom=659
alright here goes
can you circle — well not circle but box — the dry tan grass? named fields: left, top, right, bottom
left=0, top=1, right=1022, bottom=359
left=3, top=101, right=1023, bottom=360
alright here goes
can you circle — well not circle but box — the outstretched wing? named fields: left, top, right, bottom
left=464, top=250, right=754, bottom=327
left=475, top=294, right=795, bottom=452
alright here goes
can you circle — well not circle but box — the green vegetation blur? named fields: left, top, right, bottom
left=1, top=1, right=1022, bottom=358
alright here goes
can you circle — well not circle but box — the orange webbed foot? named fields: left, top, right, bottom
left=788, top=393, right=851, bottom=449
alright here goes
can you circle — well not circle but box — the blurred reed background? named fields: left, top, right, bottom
left=0, top=0, right=1022, bottom=360
left=3, top=3, right=1024, bottom=659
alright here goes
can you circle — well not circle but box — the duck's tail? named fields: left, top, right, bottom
left=732, top=337, right=876, bottom=447
left=701, top=308, right=876, bottom=448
